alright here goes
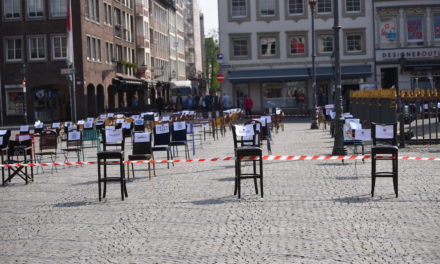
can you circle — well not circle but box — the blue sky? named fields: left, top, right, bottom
left=198, top=0, right=218, bottom=36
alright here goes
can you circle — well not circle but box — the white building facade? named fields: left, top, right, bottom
left=374, top=0, right=440, bottom=91
left=218, top=0, right=375, bottom=112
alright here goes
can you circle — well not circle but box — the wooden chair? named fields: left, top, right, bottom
left=62, top=130, right=83, bottom=162
left=371, top=122, right=398, bottom=197
left=1, top=130, right=11, bottom=185
left=152, top=123, right=174, bottom=169
left=127, top=132, right=155, bottom=180
left=4, top=139, right=33, bottom=185
left=35, top=130, right=58, bottom=173
left=231, top=124, right=263, bottom=199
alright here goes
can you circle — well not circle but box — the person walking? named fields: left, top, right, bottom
left=184, top=94, right=195, bottom=110
left=221, top=93, right=232, bottom=110
left=243, top=95, right=253, bottom=115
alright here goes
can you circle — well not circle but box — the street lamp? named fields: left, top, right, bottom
left=20, top=64, right=28, bottom=124
left=331, top=0, right=346, bottom=155
left=309, top=0, right=319, bottom=129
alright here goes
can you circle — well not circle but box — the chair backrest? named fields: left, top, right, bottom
left=132, top=132, right=152, bottom=155
left=103, top=128, right=125, bottom=151
left=83, top=121, right=94, bottom=130
left=371, top=122, right=397, bottom=146
left=171, top=121, right=187, bottom=141
left=153, top=123, right=170, bottom=146
left=8, top=140, right=32, bottom=157
left=19, top=125, right=30, bottom=134
left=232, top=124, right=258, bottom=149
left=245, top=120, right=262, bottom=145
left=0, top=129, right=11, bottom=149
left=40, top=130, right=58, bottom=151
left=83, top=129, right=100, bottom=141
left=66, top=130, right=82, bottom=148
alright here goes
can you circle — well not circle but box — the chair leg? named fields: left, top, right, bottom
left=260, top=157, right=263, bottom=198
left=98, top=159, right=102, bottom=201
left=394, top=158, right=398, bottom=198
left=103, top=161, right=107, bottom=198
left=132, top=163, right=135, bottom=178
left=234, top=159, right=238, bottom=195
left=371, top=156, right=376, bottom=197
left=148, top=163, right=151, bottom=180
left=253, top=160, right=258, bottom=195
left=237, top=159, right=241, bottom=199
left=120, top=160, right=125, bottom=200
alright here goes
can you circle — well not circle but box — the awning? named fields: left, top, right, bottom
left=228, top=65, right=372, bottom=83
left=228, top=68, right=309, bottom=83
left=112, top=77, right=147, bottom=86
left=402, top=60, right=440, bottom=71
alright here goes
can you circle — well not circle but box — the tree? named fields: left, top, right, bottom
left=204, top=36, right=220, bottom=92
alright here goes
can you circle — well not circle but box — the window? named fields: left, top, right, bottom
left=6, top=89, right=25, bottom=115
left=345, top=0, right=360, bottom=13
left=231, top=0, right=247, bottom=18
left=49, top=0, right=67, bottom=17
left=86, top=36, right=101, bottom=61
left=85, top=0, right=99, bottom=22
left=5, top=38, right=22, bottom=61
left=346, top=34, right=362, bottom=52
left=288, top=0, right=303, bottom=15
left=29, top=36, right=46, bottom=60
left=289, top=36, right=306, bottom=55
left=114, top=8, right=122, bottom=38
left=27, top=0, right=44, bottom=18
left=52, top=35, right=66, bottom=59
left=434, top=15, right=440, bottom=41
left=259, top=0, right=275, bottom=16
left=379, top=17, right=397, bottom=45
left=230, top=35, right=250, bottom=59
left=4, top=0, right=21, bottom=18
left=104, top=2, right=112, bottom=25
left=318, top=35, right=333, bottom=53
left=407, top=16, right=423, bottom=41
left=317, top=0, right=331, bottom=14
left=105, top=42, right=114, bottom=63
left=260, top=37, right=277, bottom=57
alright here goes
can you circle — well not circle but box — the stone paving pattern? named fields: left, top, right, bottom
left=0, top=120, right=439, bottom=263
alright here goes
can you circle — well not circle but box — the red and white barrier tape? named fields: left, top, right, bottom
left=0, top=155, right=439, bottom=168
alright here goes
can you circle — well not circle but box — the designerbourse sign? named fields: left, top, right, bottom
left=377, top=48, right=440, bottom=61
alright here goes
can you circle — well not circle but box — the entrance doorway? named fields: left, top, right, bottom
left=33, top=85, right=69, bottom=122
left=381, top=68, right=398, bottom=89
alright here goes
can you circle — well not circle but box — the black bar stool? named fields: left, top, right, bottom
left=97, top=129, right=127, bottom=201
left=371, top=122, right=398, bottom=197
left=232, top=124, right=263, bottom=199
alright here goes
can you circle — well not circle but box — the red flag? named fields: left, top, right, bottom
left=66, top=0, right=73, bottom=65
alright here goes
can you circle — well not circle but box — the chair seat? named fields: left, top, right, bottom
left=62, top=148, right=81, bottom=152
left=35, top=151, right=56, bottom=155
left=236, top=146, right=262, bottom=157
left=152, top=146, right=170, bottom=151
left=372, top=145, right=398, bottom=155
left=128, top=154, right=152, bottom=160
left=169, top=140, right=187, bottom=146
left=98, top=150, right=124, bottom=159
left=100, top=176, right=126, bottom=182
left=344, top=140, right=363, bottom=145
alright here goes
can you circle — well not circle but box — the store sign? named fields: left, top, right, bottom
left=376, top=48, right=440, bottom=61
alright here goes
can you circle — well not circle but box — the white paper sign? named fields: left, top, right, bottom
left=437, top=103, right=440, bottom=109
left=208, top=112, right=212, bottom=119
left=261, top=116, right=272, bottom=124
left=345, top=119, right=361, bottom=130
left=235, top=125, right=254, bottom=137
left=0, top=130, right=7, bottom=135
left=52, top=122, right=61, bottom=128
left=105, top=126, right=115, bottom=130
left=343, top=124, right=355, bottom=141
left=329, top=111, right=336, bottom=119
left=0, top=137, right=3, bottom=145
left=84, top=121, right=93, bottom=129
left=173, top=121, right=186, bottom=131
left=68, top=125, right=77, bottom=132
left=122, top=122, right=131, bottom=129
left=355, top=129, right=371, bottom=141
left=87, top=117, right=94, bottom=122
left=342, top=113, right=353, bottom=118
left=34, top=121, right=43, bottom=128
left=64, top=122, right=72, bottom=127
left=68, top=131, right=81, bottom=141
left=105, top=129, right=123, bottom=143
left=154, top=116, right=159, bottom=122
left=202, top=122, right=209, bottom=129
left=132, top=115, right=139, bottom=120
left=20, top=125, right=29, bottom=132
left=100, top=114, right=107, bottom=118
left=107, top=113, right=114, bottom=117
left=77, top=120, right=85, bottom=125
left=95, top=120, right=104, bottom=125
left=162, top=116, right=170, bottom=122
left=134, top=132, right=151, bottom=143
left=268, top=107, right=273, bottom=114
left=254, top=118, right=266, bottom=126
left=116, top=114, right=124, bottom=118
left=325, top=104, right=335, bottom=109
left=135, top=119, right=144, bottom=125
left=375, top=125, right=394, bottom=139
left=116, top=118, right=124, bottom=124
left=18, top=135, right=30, bottom=142
left=155, top=123, right=170, bottom=134
left=423, top=104, right=429, bottom=110
left=276, top=109, right=281, bottom=115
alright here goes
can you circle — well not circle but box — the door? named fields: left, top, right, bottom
left=381, top=67, right=398, bottom=89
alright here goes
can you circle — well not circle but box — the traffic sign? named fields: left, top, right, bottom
left=217, top=73, right=225, bottom=82
left=217, top=53, right=223, bottom=64
left=60, top=68, right=75, bottom=75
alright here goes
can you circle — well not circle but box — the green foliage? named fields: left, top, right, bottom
left=204, top=37, right=220, bottom=92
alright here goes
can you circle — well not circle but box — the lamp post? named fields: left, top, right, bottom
left=309, top=0, right=319, bottom=129
left=331, top=0, right=346, bottom=155
left=20, top=64, right=28, bottom=124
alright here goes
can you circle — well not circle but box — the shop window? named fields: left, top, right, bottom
left=407, top=16, right=424, bottom=46
left=262, top=82, right=306, bottom=109
left=289, top=36, right=306, bottom=56
left=379, top=17, right=397, bottom=48
left=6, top=89, right=24, bottom=116
left=434, top=15, right=440, bottom=42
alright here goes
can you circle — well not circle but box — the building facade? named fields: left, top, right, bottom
left=374, top=0, right=440, bottom=91
left=218, top=0, right=375, bottom=113
left=183, top=0, right=203, bottom=79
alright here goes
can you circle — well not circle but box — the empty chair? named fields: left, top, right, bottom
left=134, top=119, right=145, bottom=132
left=97, top=128, right=128, bottom=201
left=231, top=124, right=263, bottom=199
left=62, top=130, right=83, bottom=162
left=34, top=121, right=44, bottom=135
left=127, top=132, right=155, bottom=180
left=82, top=129, right=101, bottom=153
left=169, top=121, right=190, bottom=159
left=0, top=130, right=11, bottom=185
left=4, top=139, right=33, bottom=185
left=35, top=130, right=58, bottom=173
left=371, top=122, right=398, bottom=197
left=342, top=118, right=365, bottom=164
left=152, top=123, right=173, bottom=169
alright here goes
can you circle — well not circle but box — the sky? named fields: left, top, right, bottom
left=198, top=0, right=219, bottom=36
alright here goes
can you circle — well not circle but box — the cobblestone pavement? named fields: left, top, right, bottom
left=0, top=120, right=439, bottom=264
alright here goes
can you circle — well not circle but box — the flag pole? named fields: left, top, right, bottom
left=67, top=0, right=77, bottom=122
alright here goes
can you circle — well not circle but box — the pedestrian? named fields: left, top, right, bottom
left=175, top=93, right=183, bottom=111
left=296, top=89, right=305, bottom=109
left=221, top=92, right=232, bottom=110
left=155, top=94, right=164, bottom=116
left=243, top=95, right=253, bottom=115
left=184, top=94, right=195, bottom=110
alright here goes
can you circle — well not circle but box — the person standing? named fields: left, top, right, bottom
left=244, top=95, right=253, bottom=115
left=155, top=95, right=164, bottom=116
left=184, top=94, right=195, bottom=110
left=221, top=93, right=232, bottom=110
left=175, top=93, right=183, bottom=111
